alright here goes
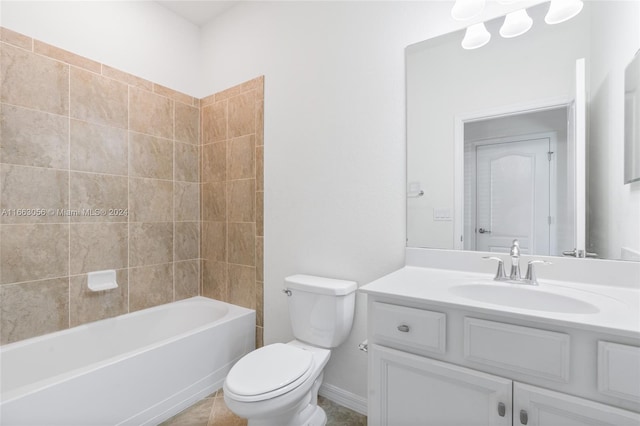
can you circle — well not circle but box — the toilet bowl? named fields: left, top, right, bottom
left=224, top=341, right=330, bottom=426
left=223, top=275, right=357, bottom=426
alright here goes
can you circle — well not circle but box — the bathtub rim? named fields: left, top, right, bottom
left=0, top=296, right=255, bottom=404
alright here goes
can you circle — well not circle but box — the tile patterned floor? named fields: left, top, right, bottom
left=161, top=389, right=367, bottom=426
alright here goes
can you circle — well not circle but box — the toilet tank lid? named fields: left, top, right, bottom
left=285, top=274, right=357, bottom=296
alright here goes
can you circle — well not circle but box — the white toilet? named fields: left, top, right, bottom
left=223, top=274, right=357, bottom=426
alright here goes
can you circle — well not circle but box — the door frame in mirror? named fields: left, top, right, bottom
left=453, top=96, right=574, bottom=251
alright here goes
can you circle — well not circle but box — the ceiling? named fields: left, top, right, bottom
left=155, top=1, right=239, bottom=27
left=156, top=0, right=552, bottom=29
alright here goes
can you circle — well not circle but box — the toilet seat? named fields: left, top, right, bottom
left=225, top=343, right=314, bottom=402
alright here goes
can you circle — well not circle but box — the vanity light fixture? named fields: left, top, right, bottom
left=457, top=0, right=584, bottom=50
left=545, top=0, right=584, bottom=25
left=451, top=0, right=486, bottom=21
left=500, top=9, right=533, bottom=38
left=461, top=23, right=492, bottom=50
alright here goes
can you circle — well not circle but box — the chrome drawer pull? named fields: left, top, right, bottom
left=497, top=402, right=505, bottom=417
left=397, top=324, right=410, bottom=333
left=520, top=409, right=528, bottom=425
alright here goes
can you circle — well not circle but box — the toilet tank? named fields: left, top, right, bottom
left=284, top=275, right=357, bottom=349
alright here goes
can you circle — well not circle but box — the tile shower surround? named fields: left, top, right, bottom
left=200, top=77, right=265, bottom=348
left=0, top=27, right=264, bottom=346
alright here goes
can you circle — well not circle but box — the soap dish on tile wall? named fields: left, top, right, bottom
left=88, top=270, right=118, bottom=291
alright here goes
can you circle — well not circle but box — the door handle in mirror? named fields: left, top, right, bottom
left=563, top=249, right=599, bottom=258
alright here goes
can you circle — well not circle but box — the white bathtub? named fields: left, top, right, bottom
left=0, top=296, right=255, bottom=425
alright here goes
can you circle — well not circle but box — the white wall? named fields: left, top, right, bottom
left=0, top=1, right=202, bottom=97
left=198, top=0, right=546, bottom=403
left=588, top=1, right=640, bottom=260
left=200, top=1, right=436, bottom=401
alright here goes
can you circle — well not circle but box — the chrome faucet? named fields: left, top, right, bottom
left=483, top=239, right=551, bottom=285
left=509, top=239, right=521, bottom=280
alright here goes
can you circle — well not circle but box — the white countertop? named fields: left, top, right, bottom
left=360, top=266, right=640, bottom=339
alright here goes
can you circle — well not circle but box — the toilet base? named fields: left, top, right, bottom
left=246, top=404, right=327, bottom=426
left=307, top=405, right=327, bottom=426
left=244, top=372, right=327, bottom=426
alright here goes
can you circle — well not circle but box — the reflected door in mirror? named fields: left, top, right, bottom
left=470, top=137, right=551, bottom=255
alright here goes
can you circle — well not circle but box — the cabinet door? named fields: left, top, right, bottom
left=370, top=344, right=512, bottom=426
left=514, top=382, right=640, bottom=426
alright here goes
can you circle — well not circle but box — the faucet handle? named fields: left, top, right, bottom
left=525, top=260, right=552, bottom=285
left=510, top=239, right=521, bottom=257
left=483, top=256, right=507, bottom=281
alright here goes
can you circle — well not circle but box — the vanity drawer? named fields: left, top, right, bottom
left=598, top=341, right=640, bottom=403
left=371, top=302, right=446, bottom=354
left=464, top=318, right=570, bottom=382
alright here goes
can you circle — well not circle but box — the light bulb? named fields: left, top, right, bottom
left=545, top=0, right=584, bottom=25
left=500, top=9, right=533, bottom=38
left=462, top=23, right=491, bottom=50
left=452, top=0, right=486, bottom=21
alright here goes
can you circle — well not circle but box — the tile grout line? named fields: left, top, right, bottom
left=199, top=105, right=202, bottom=297
left=254, top=94, right=259, bottom=331
left=225, top=99, right=230, bottom=302
left=0, top=99, right=199, bottom=148
left=127, top=85, right=131, bottom=314
left=172, top=99, right=176, bottom=302
left=67, top=61, right=72, bottom=328
left=0, top=109, right=3, bottom=289
left=198, top=101, right=202, bottom=298
left=207, top=394, right=218, bottom=425
left=0, top=261, right=192, bottom=288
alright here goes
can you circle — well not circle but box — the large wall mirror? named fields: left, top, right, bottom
left=407, top=1, right=640, bottom=261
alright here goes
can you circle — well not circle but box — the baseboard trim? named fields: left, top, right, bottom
left=318, top=383, right=367, bottom=416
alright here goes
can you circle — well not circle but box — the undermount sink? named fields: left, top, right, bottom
left=449, top=283, right=600, bottom=314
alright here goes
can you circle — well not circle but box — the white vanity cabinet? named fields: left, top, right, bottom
left=370, top=344, right=512, bottom=426
left=370, top=344, right=639, bottom=426
left=514, top=383, right=640, bottom=426
left=365, top=299, right=640, bottom=426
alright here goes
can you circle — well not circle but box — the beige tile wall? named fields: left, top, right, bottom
left=0, top=28, right=264, bottom=347
left=201, top=77, right=265, bottom=348
left=0, top=28, right=201, bottom=344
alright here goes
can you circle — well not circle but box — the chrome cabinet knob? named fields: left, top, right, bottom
left=497, top=402, right=506, bottom=417
left=397, top=324, right=410, bottom=333
left=520, top=409, right=528, bottom=425
left=478, top=228, right=492, bottom=234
